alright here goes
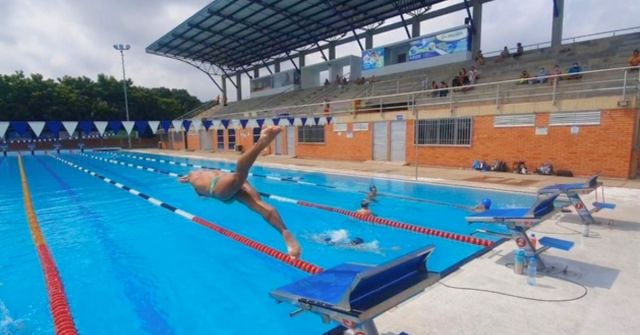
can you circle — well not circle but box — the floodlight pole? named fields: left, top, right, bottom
left=114, top=43, right=132, bottom=149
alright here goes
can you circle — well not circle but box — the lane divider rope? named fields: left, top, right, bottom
left=52, top=155, right=323, bottom=275
left=108, top=152, right=472, bottom=209
left=80, top=153, right=493, bottom=247
left=17, top=155, right=78, bottom=335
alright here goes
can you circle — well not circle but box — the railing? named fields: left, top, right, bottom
left=207, top=65, right=639, bottom=120
left=175, top=100, right=219, bottom=120
left=484, top=25, right=640, bottom=57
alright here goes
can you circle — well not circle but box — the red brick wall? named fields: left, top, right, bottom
left=186, top=132, right=200, bottom=151
left=296, top=124, right=373, bottom=161
left=406, top=109, right=638, bottom=178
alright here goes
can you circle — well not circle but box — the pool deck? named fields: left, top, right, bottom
left=137, top=149, right=640, bottom=335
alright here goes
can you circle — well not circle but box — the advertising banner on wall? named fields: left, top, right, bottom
left=361, top=48, right=385, bottom=71
left=408, top=27, right=469, bottom=62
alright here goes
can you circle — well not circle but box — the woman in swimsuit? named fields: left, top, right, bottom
left=178, top=126, right=301, bottom=259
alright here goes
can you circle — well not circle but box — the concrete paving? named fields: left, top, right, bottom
left=136, top=149, right=640, bottom=335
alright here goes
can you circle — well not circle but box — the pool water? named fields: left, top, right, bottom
left=0, top=152, right=533, bottom=334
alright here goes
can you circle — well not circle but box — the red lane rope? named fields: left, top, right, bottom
left=18, top=155, right=78, bottom=335
left=298, top=201, right=493, bottom=247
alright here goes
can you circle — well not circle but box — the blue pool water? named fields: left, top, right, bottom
left=0, top=152, right=534, bottom=334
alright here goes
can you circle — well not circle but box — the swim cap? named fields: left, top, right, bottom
left=361, top=200, right=369, bottom=208
left=369, top=185, right=377, bottom=192
left=482, top=198, right=492, bottom=209
left=351, top=237, right=364, bottom=245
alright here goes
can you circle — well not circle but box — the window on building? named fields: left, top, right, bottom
left=228, top=128, right=236, bottom=150
left=217, top=129, right=225, bottom=150
left=298, top=125, right=325, bottom=143
left=252, top=127, right=261, bottom=144
left=415, top=117, right=472, bottom=146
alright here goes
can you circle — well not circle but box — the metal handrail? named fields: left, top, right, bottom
left=483, top=25, right=640, bottom=57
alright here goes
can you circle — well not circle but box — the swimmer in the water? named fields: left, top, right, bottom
left=179, top=126, right=301, bottom=259
left=366, top=185, right=377, bottom=200
left=356, top=200, right=374, bottom=216
left=472, top=198, right=492, bottom=212
left=323, top=236, right=365, bottom=246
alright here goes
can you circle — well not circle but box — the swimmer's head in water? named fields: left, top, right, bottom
left=369, top=185, right=377, bottom=192
left=361, top=200, right=370, bottom=208
left=350, top=237, right=364, bottom=245
left=481, top=198, right=492, bottom=209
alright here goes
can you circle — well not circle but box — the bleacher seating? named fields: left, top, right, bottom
left=195, top=32, right=640, bottom=119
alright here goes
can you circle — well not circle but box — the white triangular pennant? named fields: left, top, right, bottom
left=172, top=120, right=183, bottom=131
left=263, top=118, right=275, bottom=127
left=304, top=118, right=316, bottom=126
left=317, top=117, right=328, bottom=125
left=28, top=121, right=46, bottom=137
left=190, top=119, right=202, bottom=132
left=247, top=119, right=258, bottom=128
left=148, top=121, right=160, bottom=134
left=211, top=120, right=221, bottom=129
left=0, top=122, right=9, bottom=138
left=277, top=118, right=290, bottom=126
left=122, top=121, right=135, bottom=135
left=94, top=121, right=108, bottom=136
left=230, top=120, right=241, bottom=129
left=293, top=118, right=303, bottom=126
left=62, top=121, right=78, bottom=135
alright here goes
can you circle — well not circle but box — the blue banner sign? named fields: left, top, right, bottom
left=408, top=28, right=469, bottom=62
left=362, top=48, right=385, bottom=71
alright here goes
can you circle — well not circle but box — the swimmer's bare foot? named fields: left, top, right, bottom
left=283, top=230, right=301, bottom=259
left=259, top=126, right=282, bottom=143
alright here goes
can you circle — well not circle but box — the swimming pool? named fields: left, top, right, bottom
left=0, top=152, right=534, bottom=334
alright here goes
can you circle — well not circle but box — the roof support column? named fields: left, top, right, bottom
left=221, top=76, right=227, bottom=105
left=412, top=16, right=421, bottom=38
left=471, top=0, right=483, bottom=56
left=551, top=0, right=564, bottom=47
left=253, top=67, right=259, bottom=78
left=365, top=32, right=373, bottom=50
left=299, top=53, right=305, bottom=68
left=274, top=62, right=280, bottom=73
left=328, top=42, right=336, bottom=60
left=236, top=73, right=242, bottom=101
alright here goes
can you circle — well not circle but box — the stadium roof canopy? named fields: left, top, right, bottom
left=146, top=0, right=446, bottom=71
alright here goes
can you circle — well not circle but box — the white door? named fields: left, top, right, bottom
left=275, top=131, right=283, bottom=155
left=390, top=121, right=406, bottom=162
left=199, top=130, right=212, bottom=151
left=373, top=121, right=388, bottom=161
left=287, top=126, right=295, bottom=156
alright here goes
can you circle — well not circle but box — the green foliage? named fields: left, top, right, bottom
left=0, top=72, right=202, bottom=120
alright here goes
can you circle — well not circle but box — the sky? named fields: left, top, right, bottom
left=0, top=0, right=638, bottom=103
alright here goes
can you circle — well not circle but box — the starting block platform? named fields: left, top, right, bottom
left=270, top=246, right=440, bottom=335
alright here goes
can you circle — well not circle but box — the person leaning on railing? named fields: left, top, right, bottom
left=517, top=70, right=531, bottom=85
left=629, top=49, right=640, bottom=69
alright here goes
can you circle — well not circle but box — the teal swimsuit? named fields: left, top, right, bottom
left=209, top=176, right=235, bottom=203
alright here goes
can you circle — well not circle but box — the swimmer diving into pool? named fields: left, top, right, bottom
left=178, top=126, right=301, bottom=259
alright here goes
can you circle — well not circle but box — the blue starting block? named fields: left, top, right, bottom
left=538, top=236, right=574, bottom=252
left=270, top=246, right=440, bottom=335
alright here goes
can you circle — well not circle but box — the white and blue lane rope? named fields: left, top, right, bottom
left=51, top=154, right=323, bottom=274
left=108, top=152, right=473, bottom=210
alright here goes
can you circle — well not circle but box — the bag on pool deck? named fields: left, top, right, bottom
left=491, top=160, right=507, bottom=172
left=472, top=160, right=486, bottom=171
left=556, top=169, right=574, bottom=177
left=537, top=163, right=554, bottom=175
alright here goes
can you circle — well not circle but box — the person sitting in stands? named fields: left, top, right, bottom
left=475, top=50, right=485, bottom=65
left=342, top=77, right=348, bottom=85
left=356, top=200, right=374, bottom=216
left=567, top=63, right=583, bottom=80
left=550, top=64, right=562, bottom=85
left=431, top=81, right=439, bottom=97
left=324, top=78, right=330, bottom=86
left=500, top=46, right=510, bottom=59
left=629, top=49, right=640, bottom=68
left=517, top=70, right=530, bottom=85
left=460, top=70, right=470, bottom=86
left=439, top=81, right=449, bottom=97
left=531, top=67, right=549, bottom=84
left=335, top=74, right=341, bottom=84
left=472, top=198, right=492, bottom=213
left=468, top=66, right=479, bottom=85
left=451, top=75, right=461, bottom=89
left=513, top=42, right=524, bottom=58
